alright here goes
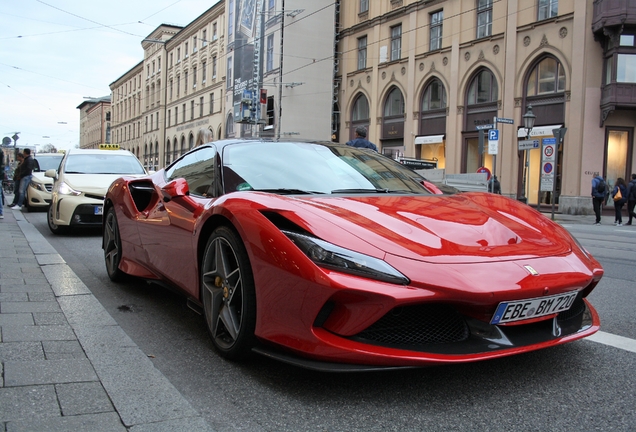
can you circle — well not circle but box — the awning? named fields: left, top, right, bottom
left=414, top=134, right=445, bottom=145
left=517, top=124, right=562, bottom=138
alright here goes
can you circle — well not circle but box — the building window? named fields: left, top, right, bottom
left=266, top=34, right=274, bottom=72
left=227, top=56, right=233, bottom=88
left=212, top=56, right=217, bottom=78
left=182, top=103, right=186, bottom=123
left=176, top=75, right=180, bottom=96
left=185, top=71, right=189, bottom=93
left=202, top=29, right=207, bottom=47
left=210, top=93, right=214, bottom=114
left=167, top=109, right=171, bottom=127
left=170, top=79, right=173, bottom=100
left=175, top=107, right=178, bottom=124
left=177, top=48, right=181, bottom=63
left=202, top=61, right=207, bottom=83
left=185, top=42, right=189, bottom=57
left=477, top=0, right=493, bottom=39
left=360, top=0, right=368, bottom=13
left=213, top=22, right=218, bottom=40
left=193, top=66, right=197, bottom=88
left=158, top=57, right=161, bottom=72
left=390, top=24, right=402, bottom=61
left=357, top=36, right=367, bottom=70
left=526, top=57, right=565, bottom=95
left=538, top=0, right=558, bottom=21
left=147, top=65, right=150, bottom=78
left=467, top=69, right=498, bottom=104
left=617, top=54, right=636, bottom=83
left=430, top=11, right=443, bottom=51
left=228, top=0, right=234, bottom=36
left=170, top=53, right=173, bottom=67
left=421, top=79, right=447, bottom=110
left=193, top=36, right=197, bottom=53
left=199, top=97, right=204, bottom=117
left=152, top=61, right=155, bottom=75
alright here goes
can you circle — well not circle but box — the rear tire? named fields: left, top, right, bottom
left=103, top=207, right=126, bottom=282
left=200, top=226, right=257, bottom=360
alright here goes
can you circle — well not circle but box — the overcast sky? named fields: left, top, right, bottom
left=0, top=0, right=220, bottom=152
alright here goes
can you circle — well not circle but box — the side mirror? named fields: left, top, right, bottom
left=161, top=178, right=190, bottom=202
left=44, top=169, right=57, bottom=180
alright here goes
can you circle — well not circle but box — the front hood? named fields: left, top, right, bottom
left=286, top=193, right=572, bottom=264
left=31, top=172, right=51, bottom=184
left=64, top=174, right=131, bottom=195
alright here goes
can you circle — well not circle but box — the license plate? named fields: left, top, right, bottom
left=94, top=206, right=103, bottom=215
left=490, top=291, right=578, bottom=325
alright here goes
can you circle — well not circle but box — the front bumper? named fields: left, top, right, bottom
left=51, top=195, right=104, bottom=227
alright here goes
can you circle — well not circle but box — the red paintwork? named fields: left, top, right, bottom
left=104, top=170, right=603, bottom=367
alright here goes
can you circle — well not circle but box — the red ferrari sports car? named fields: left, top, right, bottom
left=102, top=139, right=603, bottom=371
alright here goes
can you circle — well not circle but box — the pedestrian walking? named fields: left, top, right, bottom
left=611, top=177, right=628, bottom=226
left=626, top=173, right=636, bottom=225
left=346, top=126, right=378, bottom=151
left=10, top=148, right=34, bottom=209
left=591, top=174, right=606, bottom=225
left=9, top=152, right=24, bottom=206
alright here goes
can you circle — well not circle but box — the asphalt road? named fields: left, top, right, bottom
left=22, top=209, right=636, bottom=432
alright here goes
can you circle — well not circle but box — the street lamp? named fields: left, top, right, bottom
left=520, top=105, right=536, bottom=203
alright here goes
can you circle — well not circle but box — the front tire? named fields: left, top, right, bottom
left=201, top=226, right=257, bottom=360
left=47, top=204, right=67, bottom=234
left=103, top=207, right=126, bottom=282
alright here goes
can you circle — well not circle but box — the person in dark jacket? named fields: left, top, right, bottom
left=346, top=126, right=378, bottom=151
left=11, top=148, right=34, bottom=209
left=591, top=174, right=606, bottom=225
left=626, top=173, right=636, bottom=225
left=611, top=177, right=628, bottom=226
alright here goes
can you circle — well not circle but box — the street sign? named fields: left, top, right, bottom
left=488, top=130, right=499, bottom=141
left=518, top=139, right=540, bottom=150
left=540, top=141, right=556, bottom=192
left=476, top=124, right=494, bottom=130
left=495, top=117, right=514, bottom=124
left=488, top=129, right=499, bottom=155
left=477, top=166, right=491, bottom=180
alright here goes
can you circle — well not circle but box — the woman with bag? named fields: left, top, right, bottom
left=612, top=177, right=628, bottom=226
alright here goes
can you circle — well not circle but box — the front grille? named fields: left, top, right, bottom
left=557, top=297, right=586, bottom=322
left=85, top=193, right=105, bottom=201
left=45, top=184, right=53, bottom=192
left=353, top=304, right=469, bottom=347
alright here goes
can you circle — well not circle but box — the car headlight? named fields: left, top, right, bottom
left=283, top=230, right=410, bottom=285
left=57, top=181, right=82, bottom=196
left=29, top=181, right=46, bottom=192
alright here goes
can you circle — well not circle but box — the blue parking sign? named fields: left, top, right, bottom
left=488, top=130, right=499, bottom=141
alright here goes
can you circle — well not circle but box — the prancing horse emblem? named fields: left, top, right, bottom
left=524, top=265, right=539, bottom=276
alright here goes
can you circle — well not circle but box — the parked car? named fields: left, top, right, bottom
left=26, top=153, right=64, bottom=211
left=102, top=139, right=603, bottom=371
left=46, top=148, right=146, bottom=234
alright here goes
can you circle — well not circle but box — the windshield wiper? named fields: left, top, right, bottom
left=331, top=188, right=416, bottom=194
left=252, top=188, right=324, bottom=195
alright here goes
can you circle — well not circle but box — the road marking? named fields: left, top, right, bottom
left=586, top=331, right=636, bottom=353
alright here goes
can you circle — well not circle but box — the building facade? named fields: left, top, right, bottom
left=336, top=0, right=636, bottom=214
left=76, top=96, right=111, bottom=149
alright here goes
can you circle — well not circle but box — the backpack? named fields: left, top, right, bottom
left=596, top=179, right=606, bottom=194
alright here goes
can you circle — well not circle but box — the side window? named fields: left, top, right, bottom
left=165, top=146, right=217, bottom=197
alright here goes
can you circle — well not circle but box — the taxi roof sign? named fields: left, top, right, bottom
left=99, top=144, right=120, bottom=150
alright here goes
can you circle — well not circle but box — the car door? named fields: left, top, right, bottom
left=137, top=146, right=218, bottom=295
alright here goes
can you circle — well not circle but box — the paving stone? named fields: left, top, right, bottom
left=0, top=385, right=60, bottom=421
left=35, top=254, right=65, bottom=266
left=0, top=313, right=34, bottom=327
left=55, top=382, right=114, bottom=416
left=1, top=325, right=75, bottom=342
left=42, top=340, right=86, bottom=360
left=1, top=301, right=61, bottom=314
left=41, top=265, right=91, bottom=296
left=129, top=417, right=214, bottom=432
left=6, top=412, right=126, bottom=432
left=4, top=358, right=98, bottom=386
left=87, top=348, right=198, bottom=427
left=57, top=295, right=117, bottom=327
left=0, top=284, right=52, bottom=293
left=33, top=312, right=68, bottom=326
left=0, top=342, right=45, bottom=362
left=27, top=292, right=56, bottom=302
left=0, top=293, right=27, bottom=302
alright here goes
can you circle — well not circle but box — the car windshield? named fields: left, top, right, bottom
left=222, top=142, right=430, bottom=195
left=34, top=155, right=63, bottom=171
left=64, top=154, right=146, bottom=175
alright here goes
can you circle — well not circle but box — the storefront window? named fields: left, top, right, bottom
left=606, top=129, right=629, bottom=189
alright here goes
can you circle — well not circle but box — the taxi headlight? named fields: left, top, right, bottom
left=57, top=181, right=81, bottom=196
left=283, top=230, right=409, bottom=285
left=29, top=181, right=46, bottom=192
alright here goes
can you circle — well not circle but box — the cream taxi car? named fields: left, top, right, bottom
left=26, top=153, right=64, bottom=211
left=46, top=147, right=146, bottom=234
